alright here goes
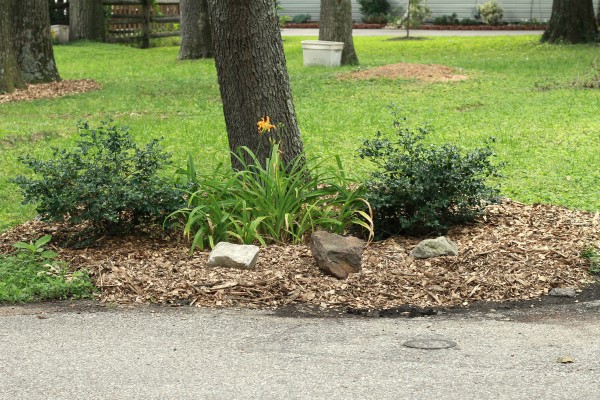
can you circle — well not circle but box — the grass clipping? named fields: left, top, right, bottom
left=1, top=199, right=598, bottom=310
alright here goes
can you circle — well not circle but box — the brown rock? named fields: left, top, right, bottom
left=310, top=231, right=365, bottom=279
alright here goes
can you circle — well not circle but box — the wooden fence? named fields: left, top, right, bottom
left=47, top=0, right=181, bottom=48
left=105, top=0, right=180, bottom=48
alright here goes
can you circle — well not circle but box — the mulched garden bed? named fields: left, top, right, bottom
left=1, top=200, right=598, bottom=311
left=0, top=79, right=100, bottom=104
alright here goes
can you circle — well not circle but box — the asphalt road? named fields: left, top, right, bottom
left=1, top=300, right=599, bottom=400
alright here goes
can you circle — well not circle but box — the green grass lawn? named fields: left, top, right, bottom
left=1, top=35, right=599, bottom=231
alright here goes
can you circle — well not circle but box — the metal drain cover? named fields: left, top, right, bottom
left=402, top=338, right=457, bottom=350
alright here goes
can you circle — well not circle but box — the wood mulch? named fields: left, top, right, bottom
left=1, top=199, right=598, bottom=310
left=0, top=79, right=100, bottom=103
left=339, top=63, right=468, bottom=82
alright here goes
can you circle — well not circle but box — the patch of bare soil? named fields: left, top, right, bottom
left=0, top=79, right=100, bottom=104
left=1, top=200, right=598, bottom=312
left=339, top=63, right=468, bottom=82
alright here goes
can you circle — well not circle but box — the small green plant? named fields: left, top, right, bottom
left=274, top=0, right=292, bottom=27
left=292, top=14, right=311, bottom=24
left=404, top=0, right=432, bottom=29
left=13, top=234, right=58, bottom=261
left=279, top=15, right=292, bottom=27
left=13, top=120, right=184, bottom=236
left=387, top=0, right=431, bottom=36
left=0, top=235, right=96, bottom=303
left=357, top=111, right=504, bottom=239
left=581, top=246, right=600, bottom=274
left=478, top=0, right=504, bottom=26
left=169, top=143, right=373, bottom=252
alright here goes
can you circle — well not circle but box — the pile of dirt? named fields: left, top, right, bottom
left=0, top=79, right=100, bottom=103
left=1, top=200, right=598, bottom=311
left=339, top=63, right=468, bottom=82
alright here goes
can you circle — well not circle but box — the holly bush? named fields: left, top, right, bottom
left=358, top=113, right=504, bottom=238
left=13, top=120, right=183, bottom=235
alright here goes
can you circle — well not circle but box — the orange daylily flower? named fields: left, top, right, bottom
left=257, top=116, right=276, bottom=134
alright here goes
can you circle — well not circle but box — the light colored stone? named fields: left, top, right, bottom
left=207, top=242, right=259, bottom=270
left=310, top=231, right=365, bottom=279
left=557, top=356, right=576, bottom=363
left=549, top=288, right=577, bottom=298
left=410, top=236, right=458, bottom=259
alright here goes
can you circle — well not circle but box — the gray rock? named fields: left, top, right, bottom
left=410, top=236, right=458, bottom=259
left=310, top=231, right=365, bottom=279
left=549, top=288, right=577, bottom=298
left=207, top=242, right=259, bottom=270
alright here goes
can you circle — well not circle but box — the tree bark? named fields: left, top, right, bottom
left=541, top=0, right=598, bottom=44
left=0, top=0, right=25, bottom=93
left=179, top=0, right=213, bottom=59
left=11, top=0, right=61, bottom=84
left=69, top=0, right=106, bottom=41
left=319, top=0, right=359, bottom=66
left=206, top=0, right=305, bottom=170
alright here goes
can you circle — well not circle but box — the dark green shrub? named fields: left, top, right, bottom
left=460, top=18, right=481, bottom=25
left=292, top=14, right=311, bottom=23
left=358, top=0, right=391, bottom=21
left=363, top=14, right=391, bottom=24
left=13, top=120, right=183, bottom=234
left=357, top=114, right=503, bottom=239
left=433, top=13, right=459, bottom=25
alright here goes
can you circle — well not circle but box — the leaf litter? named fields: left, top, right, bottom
left=1, top=199, right=598, bottom=310
left=0, top=80, right=100, bottom=103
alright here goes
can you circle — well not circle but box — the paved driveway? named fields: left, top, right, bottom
left=1, top=301, right=599, bottom=400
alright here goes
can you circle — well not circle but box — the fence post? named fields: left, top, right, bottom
left=142, top=0, right=151, bottom=48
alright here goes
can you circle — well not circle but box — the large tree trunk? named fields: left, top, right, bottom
left=319, top=0, right=359, bottom=66
left=0, top=0, right=25, bottom=93
left=69, top=0, right=105, bottom=41
left=541, top=0, right=598, bottom=43
left=178, top=0, right=213, bottom=59
left=206, top=0, right=305, bottom=170
left=11, top=0, right=61, bottom=84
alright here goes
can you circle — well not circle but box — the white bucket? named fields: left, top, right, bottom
left=51, top=25, right=69, bottom=44
left=301, top=40, right=345, bottom=67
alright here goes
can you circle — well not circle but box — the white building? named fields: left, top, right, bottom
left=278, top=0, right=599, bottom=23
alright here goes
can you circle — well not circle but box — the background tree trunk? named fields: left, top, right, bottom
left=206, top=0, right=305, bottom=169
left=319, top=0, right=359, bottom=65
left=69, top=0, right=106, bottom=41
left=11, top=0, right=61, bottom=84
left=178, top=0, right=213, bottom=59
left=597, top=1, right=600, bottom=25
left=0, top=0, right=25, bottom=93
left=541, top=0, right=598, bottom=43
